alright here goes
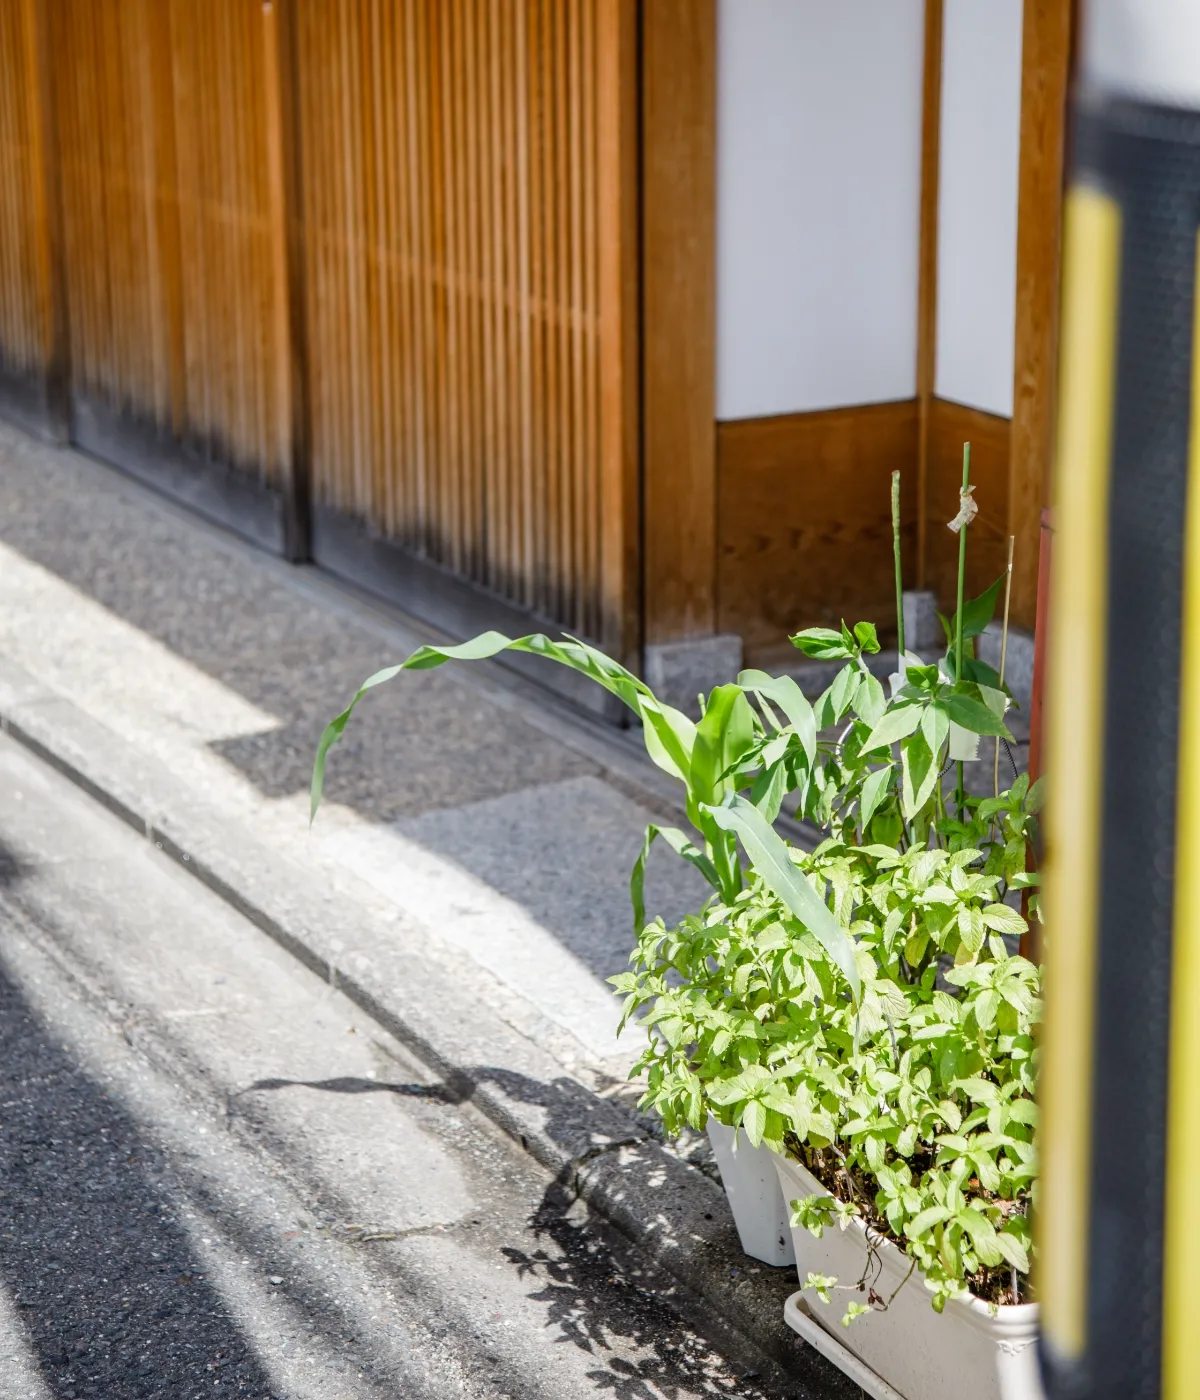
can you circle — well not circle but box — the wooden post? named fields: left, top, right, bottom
left=915, top=0, right=943, bottom=590
left=262, top=0, right=312, bottom=563
left=20, top=0, right=69, bottom=441
left=1008, top=0, right=1073, bottom=631
left=640, top=0, right=717, bottom=648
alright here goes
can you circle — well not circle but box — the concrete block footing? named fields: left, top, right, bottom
left=643, top=634, right=744, bottom=713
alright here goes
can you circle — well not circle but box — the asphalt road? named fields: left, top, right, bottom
left=0, top=733, right=826, bottom=1400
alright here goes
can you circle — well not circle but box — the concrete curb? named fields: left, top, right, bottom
left=0, top=656, right=850, bottom=1395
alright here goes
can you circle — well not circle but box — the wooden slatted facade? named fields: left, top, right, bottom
left=0, top=0, right=64, bottom=436
left=52, top=1, right=288, bottom=483
left=0, top=2, right=1070, bottom=699
left=298, top=0, right=624, bottom=645
left=0, top=0, right=639, bottom=668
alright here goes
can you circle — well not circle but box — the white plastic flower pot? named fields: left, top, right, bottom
left=705, top=1121, right=795, bottom=1267
left=774, top=1153, right=1043, bottom=1400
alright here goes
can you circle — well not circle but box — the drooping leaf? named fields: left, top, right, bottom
left=853, top=673, right=887, bottom=728
left=901, top=731, right=939, bottom=820
left=630, top=824, right=720, bottom=933
left=921, top=702, right=949, bottom=757
left=311, top=631, right=654, bottom=819
left=738, top=670, right=817, bottom=762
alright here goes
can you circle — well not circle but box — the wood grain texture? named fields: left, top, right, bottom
left=596, top=0, right=640, bottom=662
left=298, top=0, right=632, bottom=647
left=916, top=0, right=943, bottom=590
left=51, top=0, right=286, bottom=484
left=262, top=0, right=311, bottom=560
left=716, top=401, right=919, bottom=665
left=641, top=0, right=717, bottom=645
left=925, top=398, right=1013, bottom=608
left=1009, top=0, right=1072, bottom=630
left=0, top=0, right=67, bottom=433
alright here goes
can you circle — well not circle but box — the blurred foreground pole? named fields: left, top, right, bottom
left=1040, top=3, right=1200, bottom=1398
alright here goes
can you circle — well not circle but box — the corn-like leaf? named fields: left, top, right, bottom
left=312, top=631, right=659, bottom=821
left=704, top=796, right=860, bottom=1004
left=630, top=824, right=719, bottom=933
left=738, top=669, right=817, bottom=761
left=691, top=684, right=756, bottom=805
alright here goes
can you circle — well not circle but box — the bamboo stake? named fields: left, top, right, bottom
left=954, top=442, right=971, bottom=818
left=994, top=534, right=1016, bottom=798
left=892, top=469, right=905, bottom=657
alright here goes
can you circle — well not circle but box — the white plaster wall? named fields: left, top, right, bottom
left=715, top=0, right=925, bottom=421
left=934, top=0, right=1024, bottom=418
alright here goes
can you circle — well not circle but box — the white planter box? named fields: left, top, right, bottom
left=774, top=1153, right=1043, bottom=1400
left=705, top=1121, right=795, bottom=1267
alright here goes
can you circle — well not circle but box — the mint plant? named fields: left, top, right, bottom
left=310, top=458, right=1038, bottom=1320
left=612, top=775, right=1042, bottom=1319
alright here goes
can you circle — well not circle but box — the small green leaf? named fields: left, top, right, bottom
left=704, top=797, right=861, bottom=1003
left=943, top=693, right=1012, bottom=739
left=859, top=765, right=894, bottom=830
left=995, top=1230, right=1031, bottom=1274
left=791, top=628, right=850, bottom=661
left=905, top=1204, right=953, bottom=1239
left=804, top=1272, right=838, bottom=1305
left=982, top=902, right=1028, bottom=935
left=853, top=621, right=881, bottom=654
left=862, top=703, right=923, bottom=753
left=742, top=1099, right=767, bottom=1147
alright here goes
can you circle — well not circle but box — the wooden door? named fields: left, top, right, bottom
left=48, top=0, right=295, bottom=550
left=295, top=0, right=639, bottom=661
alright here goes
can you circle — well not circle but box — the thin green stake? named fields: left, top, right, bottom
left=892, top=469, right=905, bottom=658
left=954, top=442, right=971, bottom=818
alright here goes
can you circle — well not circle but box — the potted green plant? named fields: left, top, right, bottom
left=308, top=622, right=861, bottom=1266
left=310, top=456, right=1044, bottom=1399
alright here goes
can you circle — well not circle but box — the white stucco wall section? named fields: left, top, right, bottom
left=934, top=0, right=1024, bottom=418
left=715, top=0, right=925, bottom=422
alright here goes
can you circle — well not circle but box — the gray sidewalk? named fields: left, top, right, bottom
left=0, top=422, right=859, bottom=1393
left=0, top=421, right=705, bottom=1085
left=0, top=730, right=789, bottom=1400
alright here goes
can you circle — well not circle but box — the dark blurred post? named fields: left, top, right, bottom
left=1040, top=4, right=1200, bottom=1399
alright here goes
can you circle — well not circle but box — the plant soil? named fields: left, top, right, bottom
left=783, top=1134, right=1031, bottom=1309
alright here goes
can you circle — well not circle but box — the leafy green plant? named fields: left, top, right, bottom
left=309, top=457, right=1038, bottom=1320
left=612, top=775, right=1042, bottom=1319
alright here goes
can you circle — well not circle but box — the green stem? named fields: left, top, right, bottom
left=955, top=443, right=971, bottom=819
left=892, top=470, right=905, bottom=658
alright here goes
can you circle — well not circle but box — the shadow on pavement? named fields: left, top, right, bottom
left=0, top=964, right=280, bottom=1400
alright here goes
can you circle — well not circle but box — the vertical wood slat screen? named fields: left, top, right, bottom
left=0, top=0, right=48, bottom=384
left=298, top=0, right=613, bottom=640
left=50, top=0, right=288, bottom=483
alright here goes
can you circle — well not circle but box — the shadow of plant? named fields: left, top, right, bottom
left=498, top=1181, right=813, bottom=1400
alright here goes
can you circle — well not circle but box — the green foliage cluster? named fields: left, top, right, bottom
left=310, top=528, right=1040, bottom=1319
left=612, top=772, right=1041, bottom=1317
